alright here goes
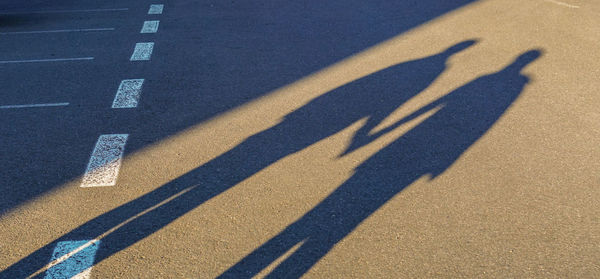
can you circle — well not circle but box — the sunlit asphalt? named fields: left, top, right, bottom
left=1, top=0, right=599, bottom=277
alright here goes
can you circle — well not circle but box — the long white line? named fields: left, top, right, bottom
left=148, top=4, right=164, bottom=15
left=0, top=8, right=128, bottom=15
left=43, top=240, right=100, bottom=279
left=0, top=102, right=69, bottom=109
left=112, top=79, right=144, bottom=108
left=543, top=0, right=580, bottom=8
left=140, top=21, right=159, bottom=34
left=130, top=42, right=154, bottom=61
left=0, top=28, right=114, bottom=35
left=0, top=57, right=93, bottom=64
left=81, top=134, right=128, bottom=187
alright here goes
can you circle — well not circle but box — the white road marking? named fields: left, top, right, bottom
left=0, top=102, right=69, bottom=109
left=543, top=0, right=580, bottom=8
left=130, top=42, right=154, bottom=61
left=148, top=4, right=164, bottom=15
left=0, top=8, right=128, bottom=15
left=112, top=79, right=144, bottom=108
left=43, top=240, right=100, bottom=279
left=28, top=186, right=196, bottom=278
left=140, top=20, right=160, bottom=33
left=0, top=28, right=114, bottom=35
left=81, top=134, right=128, bottom=187
left=0, top=57, right=93, bottom=64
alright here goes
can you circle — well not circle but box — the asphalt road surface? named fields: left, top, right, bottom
left=1, top=0, right=599, bottom=278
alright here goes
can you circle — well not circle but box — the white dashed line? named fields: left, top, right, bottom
left=0, top=28, right=114, bottom=35
left=43, top=240, right=100, bottom=279
left=0, top=57, right=94, bottom=64
left=148, top=4, right=164, bottom=15
left=0, top=8, right=128, bottom=15
left=0, top=102, right=69, bottom=109
left=112, top=79, right=144, bottom=108
left=140, top=20, right=160, bottom=33
left=130, top=42, right=154, bottom=61
left=81, top=134, right=128, bottom=187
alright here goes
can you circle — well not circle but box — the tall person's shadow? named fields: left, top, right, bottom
left=1, top=41, right=476, bottom=278
left=220, top=50, right=542, bottom=278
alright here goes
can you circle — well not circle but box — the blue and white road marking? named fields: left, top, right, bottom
left=148, top=4, right=164, bottom=15
left=0, top=57, right=94, bottom=64
left=81, top=134, right=128, bottom=187
left=130, top=42, right=154, bottom=61
left=141, top=21, right=160, bottom=34
left=0, top=8, right=128, bottom=15
left=44, top=240, right=101, bottom=279
left=0, top=28, right=114, bottom=35
left=0, top=102, right=69, bottom=109
left=112, top=79, right=144, bottom=108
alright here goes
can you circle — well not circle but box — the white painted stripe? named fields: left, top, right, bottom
left=44, top=240, right=100, bottom=279
left=0, top=57, right=93, bottom=64
left=0, top=28, right=114, bottom=35
left=81, top=134, right=128, bottom=187
left=148, top=4, right=164, bottom=14
left=0, top=102, right=69, bottom=109
left=130, top=42, right=154, bottom=61
left=28, top=186, right=196, bottom=278
left=0, top=8, right=128, bottom=15
left=140, top=20, right=159, bottom=33
left=112, top=79, right=144, bottom=108
left=543, top=0, right=579, bottom=8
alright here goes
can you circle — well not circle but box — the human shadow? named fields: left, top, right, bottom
left=219, top=50, right=542, bottom=278
left=0, top=0, right=477, bottom=217
left=1, top=41, right=476, bottom=278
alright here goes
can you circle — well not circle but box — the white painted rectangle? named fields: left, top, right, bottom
left=140, top=20, right=159, bottom=33
left=44, top=240, right=100, bottom=279
left=130, top=42, right=154, bottom=61
left=81, top=134, right=128, bottom=187
left=148, top=4, right=164, bottom=14
left=112, top=79, right=144, bottom=108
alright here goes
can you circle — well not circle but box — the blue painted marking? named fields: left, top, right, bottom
left=44, top=240, right=101, bottom=279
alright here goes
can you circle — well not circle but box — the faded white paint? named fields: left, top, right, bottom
left=0, top=102, right=69, bottom=109
left=543, top=0, right=580, bottom=8
left=44, top=240, right=100, bottom=279
left=130, top=42, right=154, bottom=61
left=140, top=20, right=159, bottom=33
left=112, top=79, right=144, bottom=108
left=0, top=8, right=128, bottom=15
left=81, top=134, right=128, bottom=187
left=0, top=57, right=93, bottom=64
left=0, top=28, right=114, bottom=35
left=148, top=4, right=164, bottom=15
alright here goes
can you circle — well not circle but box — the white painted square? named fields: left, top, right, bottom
left=112, top=79, right=144, bottom=108
left=81, top=134, right=128, bottom=187
left=148, top=4, right=164, bottom=14
left=141, top=20, right=160, bottom=33
left=130, top=42, right=154, bottom=61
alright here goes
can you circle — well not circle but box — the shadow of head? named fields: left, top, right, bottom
left=507, top=49, right=543, bottom=72
left=442, top=39, right=478, bottom=56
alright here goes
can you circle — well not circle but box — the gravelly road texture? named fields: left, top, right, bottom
left=1, top=0, right=599, bottom=278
